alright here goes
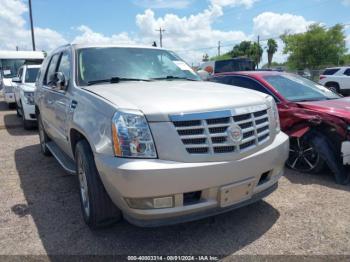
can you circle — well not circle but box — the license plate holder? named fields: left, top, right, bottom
left=219, top=178, right=255, bottom=208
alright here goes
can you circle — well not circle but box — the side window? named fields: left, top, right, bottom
left=323, top=68, right=340, bottom=75
left=344, top=68, right=350, bottom=76
left=57, top=51, right=71, bottom=80
left=44, top=54, right=60, bottom=85
left=211, top=76, right=231, bottom=85
left=230, top=76, right=278, bottom=102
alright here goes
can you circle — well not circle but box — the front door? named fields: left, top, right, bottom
left=51, top=50, right=72, bottom=155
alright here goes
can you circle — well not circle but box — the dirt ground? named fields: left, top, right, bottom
left=0, top=98, right=350, bottom=259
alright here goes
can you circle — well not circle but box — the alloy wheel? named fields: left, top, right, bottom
left=77, top=155, right=90, bottom=218
left=287, top=137, right=321, bottom=173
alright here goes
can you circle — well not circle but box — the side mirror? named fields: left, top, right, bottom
left=12, top=77, right=21, bottom=83
left=197, top=70, right=210, bottom=81
left=53, top=72, right=68, bottom=91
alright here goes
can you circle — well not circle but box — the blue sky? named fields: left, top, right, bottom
left=30, top=0, right=350, bottom=38
left=1, top=0, right=349, bottom=64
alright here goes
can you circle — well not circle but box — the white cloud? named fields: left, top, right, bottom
left=253, top=12, right=314, bottom=38
left=0, top=0, right=67, bottom=51
left=134, top=0, right=192, bottom=9
left=211, top=0, right=258, bottom=9
left=72, top=25, right=136, bottom=45
left=135, top=7, right=248, bottom=63
left=0, top=0, right=325, bottom=66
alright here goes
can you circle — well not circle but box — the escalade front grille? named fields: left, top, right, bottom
left=172, top=108, right=271, bottom=155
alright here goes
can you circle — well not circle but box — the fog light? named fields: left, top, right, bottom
left=153, top=196, right=173, bottom=208
left=126, top=196, right=174, bottom=209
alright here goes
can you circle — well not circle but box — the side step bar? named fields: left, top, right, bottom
left=46, top=141, right=76, bottom=174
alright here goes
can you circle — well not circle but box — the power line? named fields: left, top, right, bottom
left=218, top=41, right=221, bottom=56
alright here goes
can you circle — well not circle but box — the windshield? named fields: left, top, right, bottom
left=0, top=59, right=42, bottom=78
left=76, top=47, right=200, bottom=86
left=0, top=59, right=25, bottom=78
left=25, top=68, right=40, bottom=83
left=263, top=74, right=341, bottom=102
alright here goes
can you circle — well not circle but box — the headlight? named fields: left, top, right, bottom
left=23, top=92, right=35, bottom=105
left=267, top=96, right=280, bottom=132
left=112, top=109, right=157, bottom=158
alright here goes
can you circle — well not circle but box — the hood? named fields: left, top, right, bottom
left=2, top=78, right=13, bottom=87
left=297, top=97, right=350, bottom=120
left=21, top=83, right=36, bottom=92
left=83, top=81, right=268, bottom=122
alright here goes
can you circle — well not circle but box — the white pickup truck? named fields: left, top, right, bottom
left=13, top=64, right=41, bottom=129
left=319, top=67, right=350, bottom=95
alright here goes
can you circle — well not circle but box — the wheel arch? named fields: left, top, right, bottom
left=70, top=128, right=92, bottom=159
left=324, top=81, right=340, bottom=88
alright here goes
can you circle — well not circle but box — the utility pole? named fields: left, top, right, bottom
left=256, top=35, right=260, bottom=69
left=28, top=0, right=36, bottom=51
left=218, top=41, right=221, bottom=57
left=155, top=27, right=165, bottom=48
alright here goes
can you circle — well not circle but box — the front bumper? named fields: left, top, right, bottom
left=21, top=102, right=36, bottom=121
left=95, top=132, right=289, bottom=226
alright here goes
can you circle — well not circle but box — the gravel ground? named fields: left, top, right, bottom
left=0, top=99, right=350, bottom=259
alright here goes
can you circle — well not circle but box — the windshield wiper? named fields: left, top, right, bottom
left=87, top=77, right=150, bottom=86
left=151, top=76, right=197, bottom=81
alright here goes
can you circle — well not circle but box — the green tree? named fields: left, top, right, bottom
left=266, top=39, right=278, bottom=68
left=210, top=40, right=263, bottom=68
left=229, top=41, right=252, bottom=57
left=282, top=24, right=347, bottom=70
left=250, top=42, right=263, bottom=68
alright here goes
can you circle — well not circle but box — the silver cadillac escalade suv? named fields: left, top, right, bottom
left=34, top=44, right=289, bottom=229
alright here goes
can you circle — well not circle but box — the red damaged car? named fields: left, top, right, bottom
left=211, top=71, right=350, bottom=185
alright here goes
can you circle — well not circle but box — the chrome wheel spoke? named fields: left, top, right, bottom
left=291, top=156, right=300, bottom=168
left=297, top=138, right=301, bottom=150
left=78, top=156, right=90, bottom=217
left=303, top=156, right=315, bottom=169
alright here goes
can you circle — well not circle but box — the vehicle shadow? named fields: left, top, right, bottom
left=14, top=144, right=280, bottom=256
left=284, top=168, right=350, bottom=192
left=0, top=100, right=37, bottom=135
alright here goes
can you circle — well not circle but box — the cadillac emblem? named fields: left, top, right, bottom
left=227, top=124, right=243, bottom=145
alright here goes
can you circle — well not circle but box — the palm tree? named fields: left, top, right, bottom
left=267, top=39, right=278, bottom=68
left=250, top=42, right=263, bottom=69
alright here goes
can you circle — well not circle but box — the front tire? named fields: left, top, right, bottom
left=75, top=140, right=121, bottom=229
left=16, top=103, right=21, bottom=117
left=21, top=103, right=32, bottom=130
left=325, top=83, right=340, bottom=94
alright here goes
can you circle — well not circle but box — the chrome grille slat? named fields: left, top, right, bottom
left=172, top=107, right=271, bottom=155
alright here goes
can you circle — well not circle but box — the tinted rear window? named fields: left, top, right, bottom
left=215, top=59, right=255, bottom=74
left=322, top=68, right=340, bottom=75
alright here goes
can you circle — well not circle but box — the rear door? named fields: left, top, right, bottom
left=340, top=68, right=350, bottom=89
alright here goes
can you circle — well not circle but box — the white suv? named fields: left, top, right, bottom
left=319, top=67, right=350, bottom=94
left=13, top=65, right=41, bottom=129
